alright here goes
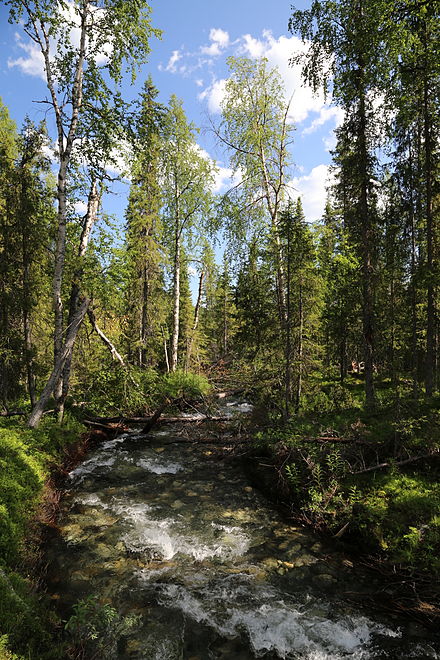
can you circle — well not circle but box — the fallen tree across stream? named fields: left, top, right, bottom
left=82, top=414, right=232, bottom=438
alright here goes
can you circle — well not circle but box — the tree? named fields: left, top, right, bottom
left=281, top=199, right=322, bottom=415
left=317, top=200, right=359, bottom=383
left=289, top=0, right=387, bottom=409
left=125, top=77, right=165, bottom=368
left=0, top=101, right=54, bottom=408
left=216, top=56, right=294, bottom=327
left=6, top=0, right=160, bottom=426
left=161, top=96, right=215, bottom=372
left=384, top=0, right=440, bottom=395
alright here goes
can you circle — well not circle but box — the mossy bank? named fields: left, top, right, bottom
left=0, top=414, right=84, bottom=660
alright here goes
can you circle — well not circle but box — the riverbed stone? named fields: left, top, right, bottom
left=95, top=542, right=115, bottom=559
left=70, top=570, right=90, bottom=584
left=312, top=573, right=337, bottom=586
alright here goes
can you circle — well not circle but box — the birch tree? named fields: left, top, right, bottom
left=161, top=96, right=215, bottom=372
left=6, top=0, right=159, bottom=425
left=216, top=56, right=294, bottom=326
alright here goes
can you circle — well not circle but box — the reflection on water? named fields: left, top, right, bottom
left=46, top=401, right=440, bottom=659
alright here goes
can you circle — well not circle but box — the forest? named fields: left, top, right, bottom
left=0, top=0, right=439, bottom=658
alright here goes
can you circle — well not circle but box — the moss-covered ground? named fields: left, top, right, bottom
left=253, top=380, right=440, bottom=584
left=0, top=414, right=82, bottom=660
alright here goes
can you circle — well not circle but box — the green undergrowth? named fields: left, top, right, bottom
left=254, top=386, right=440, bottom=575
left=0, top=414, right=82, bottom=660
left=75, top=365, right=211, bottom=415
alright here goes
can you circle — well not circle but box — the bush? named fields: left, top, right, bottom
left=0, top=429, right=46, bottom=563
left=65, top=596, right=139, bottom=659
left=158, top=370, right=211, bottom=400
left=353, top=474, right=440, bottom=571
left=79, top=365, right=159, bottom=415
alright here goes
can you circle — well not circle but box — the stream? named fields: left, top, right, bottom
left=46, top=400, right=440, bottom=659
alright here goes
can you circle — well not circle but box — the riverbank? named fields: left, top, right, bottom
left=0, top=414, right=89, bottom=660
left=243, top=393, right=440, bottom=625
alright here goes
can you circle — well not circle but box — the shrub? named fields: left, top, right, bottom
left=158, top=370, right=211, bottom=401
left=65, top=596, right=139, bottom=659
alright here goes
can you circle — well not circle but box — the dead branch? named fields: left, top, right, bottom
left=353, top=452, right=439, bottom=474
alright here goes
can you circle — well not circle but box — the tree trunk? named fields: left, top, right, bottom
left=28, top=297, right=90, bottom=428
left=56, top=180, right=99, bottom=421
left=170, top=229, right=180, bottom=372
left=140, top=261, right=150, bottom=368
left=87, top=308, right=126, bottom=366
left=186, top=271, right=204, bottom=371
left=284, top=213, right=292, bottom=419
left=423, top=30, right=435, bottom=396
left=295, top=282, right=304, bottom=413
left=409, top=139, right=419, bottom=398
left=20, top=164, right=36, bottom=407
left=357, top=62, right=376, bottom=410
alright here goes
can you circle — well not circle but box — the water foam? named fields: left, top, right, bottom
left=108, top=497, right=250, bottom=561
left=135, top=457, right=183, bottom=474
left=68, top=454, right=117, bottom=483
left=154, top=579, right=401, bottom=659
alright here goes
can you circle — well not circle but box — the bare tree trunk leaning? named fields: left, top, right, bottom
left=28, top=297, right=90, bottom=429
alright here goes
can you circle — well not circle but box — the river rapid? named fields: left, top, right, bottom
left=46, top=401, right=440, bottom=659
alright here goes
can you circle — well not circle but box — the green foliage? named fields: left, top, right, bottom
left=0, top=570, right=58, bottom=658
left=159, top=370, right=211, bottom=401
left=0, top=427, right=48, bottom=563
left=0, top=417, right=80, bottom=659
left=0, top=635, right=24, bottom=660
left=80, top=364, right=159, bottom=415
left=353, top=474, right=440, bottom=571
left=257, top=386, right=440, bottom=573
left=65, top=595, right=140, bottom=660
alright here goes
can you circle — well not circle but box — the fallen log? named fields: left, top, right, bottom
left=353, top=451, right=439, bottom=474
left=83, top=414, right=231, bottom=429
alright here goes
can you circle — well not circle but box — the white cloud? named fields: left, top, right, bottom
left=323, top=131, right=338, bottom=153
left=212, top=166, right=244, bottom=194
left=239, top=32, right=329, bottom=124
left=302, top=106, right=344, bottom=135
left=240, top=34, right=266, bottom=58
left=161, top=49, right=182, bottom=73
left=201, top=28, right=230, bottom=56
left=74, top=200, right=89, bottom=215
left=8, top=3, right=113, bottom=78
left=198, top=31, right=334, bottom=126
left=198, top=78, right=227, bottom=114
left=8, top=33, right=45, bottom=79
left=291, top=164, right=334, bottom=222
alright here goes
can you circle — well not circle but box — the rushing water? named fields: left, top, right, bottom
left=46, top=401, right=440, bottom=659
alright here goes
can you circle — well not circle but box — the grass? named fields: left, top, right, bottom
left=0, top=414, right=82, bottom=660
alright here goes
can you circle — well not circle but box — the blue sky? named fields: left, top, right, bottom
left=0, top=0, right=342, bottom=225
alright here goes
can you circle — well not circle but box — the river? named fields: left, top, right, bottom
left=46, top=400, right=440, bottom=659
